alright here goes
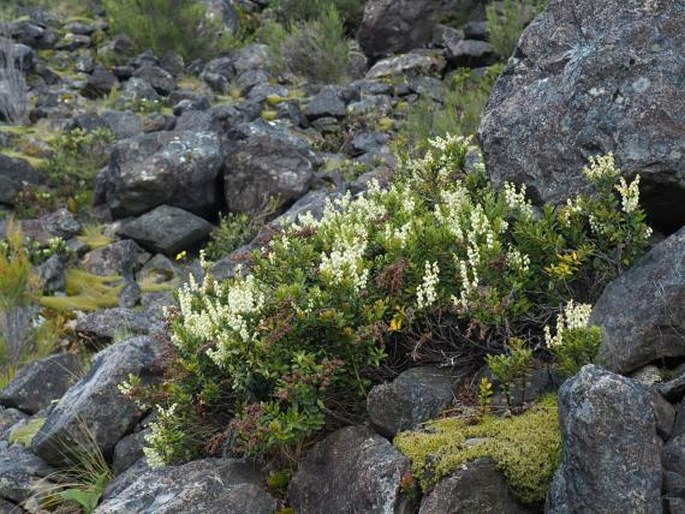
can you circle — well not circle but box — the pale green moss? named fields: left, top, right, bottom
left=261, top=109, right=279, bottom=121
left=394, top=395, right=560, bottom=504
left=0, top=150, right=47, bottom=169
left=9, top=417, right=46, bottom=447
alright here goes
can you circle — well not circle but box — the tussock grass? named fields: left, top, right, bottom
left=40, top=270, right=122, bottom=312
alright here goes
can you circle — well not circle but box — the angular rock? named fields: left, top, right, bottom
left=95, top=458, right=277, bottom=514
left=594, top=227, right=685, bottom=374
left=120, top=76, right=160, bottom=105
left=32, top=336, right=163, bottom=467
left=446, top=39, right=496, bottom=68
left=366, top=50, right=446, bottom=80
left=288, top=425, right=416, bottom=514
left=546, top=365, right=661, bottom=514
left=82, top=65, right=118, bottom=99
left=0, top=353, right=82, bottom=415
left=75, top=308, right=163, bottom=347
left=112, top=429, right=147, bottom=475
left=304, top=87, right=347, bottom=121
left=0, top=441, right=54, bottom=504
left=224, top=135, right=314, bottom=216
left=367, top=366, right=456, bottom=437
left=478, top=0, right=685, bottom=233
left=118, top=205, right=213, bottom=257
left=100, top=110, right=142, bottom=140
left=38, top=253, right=66, bottom=294
left=103, top=131, right=224, bottom=218
left=81, top=239, right=149, bottom=278
left=133, top=65, right=176, bottom=96
left=358, top=0, right=445, bottom=60
left=0, top=154, right=44, bottom=205
left=419, top=458, right=535, bottom=514
left=0, top=406, right=28, bottom=435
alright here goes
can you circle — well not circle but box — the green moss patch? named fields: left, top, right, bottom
left=9, top=417, right=46, bottom=447
left=394, top=395, right=561, bottom=504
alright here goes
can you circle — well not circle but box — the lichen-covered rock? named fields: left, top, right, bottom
left=366, top=50, right=446, bottom=80
left=546, top=365, right=662, bottom=514
left=0, top=153, right=44, bottom=206
left=95, top=458, right=277, bottom=514
left=288, top=425, right=416, bottom=514
left=75, top=307, right=164, bottom=347
left=81, top=239, right=149, bottom=278
left=117, top=205, right=214, bottom=256
left=0, top=440, right=54, bottom=505
left=478, top=0, right=685, bottom=233
left=0, top=353, right=82, bottom=415
left=32, top=336, right=163, bottom=467
left=102, top=131, right=223, bottom=218
left=367, top=366, right=456, bottom=437
left=594, top=227, right=685, bottom=374
left=419, top=458, right=537, bottom=514
left=224, top=134, right=314, bottom=216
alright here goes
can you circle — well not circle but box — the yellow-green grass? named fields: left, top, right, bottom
left=40, top=270, right=122, bottom=312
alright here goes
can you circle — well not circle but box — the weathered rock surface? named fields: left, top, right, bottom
left=366, top=50, right=446, bottom=80
left=31, top=336, right=162, bottom=467
left=0, top=441, right=54, bottom=505
left=594, top=227, right=685, bottom=374
left=75, top=307, right=163, bottom=347
left=0, top=353, right=82, bottom=415
left=419, top=458, right=535, bottom=514
left=288, top=425, right=416, bottom=514
left=478, top=0, right=685, bottom=233
left=102, top=131, right=223, bottom=218
left=0, top=154, right=44, bottom=205
left=117, top=205, right=214, bottom=256
left=367, top=366, right=456, bottom=437
left=546, top=365, right=662, bottom=513
left=81, top=239, right=149, bottom=278
left=95, top=458, right=277, bottom=514
left=224, top=135, right=314, bottom=215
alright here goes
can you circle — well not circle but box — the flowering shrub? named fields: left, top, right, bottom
left=128, top=135, right=651, bottom=466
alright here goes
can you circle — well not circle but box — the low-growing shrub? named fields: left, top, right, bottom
left=259, top=4, right=351, bottom=84
left=126, top=135, right=650, bottom=466
left=103, top=0, right=241, bottom=61
left=486, top=0, right=547, bottom=59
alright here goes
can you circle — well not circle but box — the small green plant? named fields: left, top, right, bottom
left=477, top=376, right=493, bottom=418
left=103, top=0, right=244, bottom=60
left=398, top=65, right=503, bottom=153
left=78, top=224, right=113, bottom=251
left=485, top=337, right=533, bottom=408
left=131, top=135, right=651, bottom=466
left=486, top=0, right=547, bottom=58
left=0, top=221, right=38, bottom=313
left=259, top=4, right=351, bottom=84
left=395, top=395, right=560, bottom=504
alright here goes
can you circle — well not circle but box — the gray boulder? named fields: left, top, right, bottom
left=224, top=135, right=314, bottom=216
left=103, top=131, right=224, bottom=218
left=32, top=336, right=163, bottom=467
left=367, top=366, right=456, bottom=437
left=0, top=441, right=54, bottom=505
left=358, top=0, right=446, bottom=60
left=81, top=239, right=149, bottom=278
left=0, top=154, right=44, bottom=206
left=75, top=308, right=163, bottom=347
left=594, top=227, right=685, bottom=374
left=117, top=205, right=213, bottom=257
left=0, top=353, right=82, bottom=415
left=304, top=87, right=347, bottom=121
left=419, top=458, right=535, bottom=514
left=288, top=425, right=416, bottom=514
left=132, top=65, right=176, bottom=96
left=366, top=50, right=446, bottom=80
left=546, top=365, right=661, bottom=514
left=478, top=0, right=685, bottom=233
left=95, top=458, right=277, bottom=514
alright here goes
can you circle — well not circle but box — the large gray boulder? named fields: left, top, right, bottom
left=594, top=227, right=685, bottom=374
left=32, top=336, right=163, bottom=467
left=478, top=0, right=685, bottom=233
left=367, top=366, right=456, bottom=437
left=288, top=425, right=416, bottom=514
left=224, top=135, right=314, bottom=216
left=0, top=154, right=44, bottom=206
left=102, top=131, right=223, bottom=219
left=95, top=458, right=276, bottom=514
left=546, top=365, right=662, bottom=513
left=75, top=308, right=164, bottom=347
left=419, top=458, right=535, bottom=514
left=0, top=353, right=82, bottom=415
left=117, top=205, right=214, bottom=257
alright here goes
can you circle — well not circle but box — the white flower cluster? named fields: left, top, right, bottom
left=416, top=260, right=440, bottom=309
left=143, top=403, right=179, bottom=469
left=507, top=248, right=531, bottom=274
left=582, top=153, right=618, bottom=181
left=434, top=185, right=470, bottom=240
left=503, top=182, right=533, bottom=218
left=319, top=228, right=369, bottom=293
left=384, top=222, right=413, bottom=249
left=614, top=175, right=641, bottom=214
left=452, top=252, right=479, bottom=311
left=544, top=300, right=593, bottom=348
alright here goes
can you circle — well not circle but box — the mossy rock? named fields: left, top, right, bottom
left=394, top=395, right=561, bottom=504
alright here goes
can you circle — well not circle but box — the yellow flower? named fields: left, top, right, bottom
left=175, top=250, right=187, bottom=261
